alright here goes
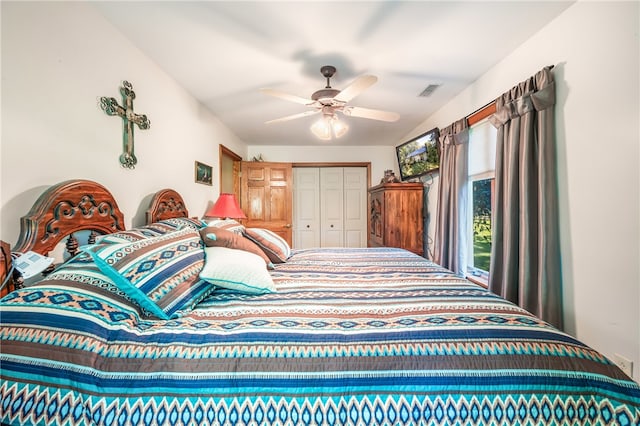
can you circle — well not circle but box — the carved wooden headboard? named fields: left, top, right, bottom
left=13, top=179, right=125, bottom=256
left=145, top=189, right=189, bottom=224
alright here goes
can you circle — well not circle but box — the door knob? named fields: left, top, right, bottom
left=284, top=224, right=292, bottom=228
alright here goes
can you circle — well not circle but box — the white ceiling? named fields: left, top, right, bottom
left=92, top=1, right=573, bottom=147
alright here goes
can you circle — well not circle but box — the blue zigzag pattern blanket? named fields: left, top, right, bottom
left=2, top=247, right=639, bottom=425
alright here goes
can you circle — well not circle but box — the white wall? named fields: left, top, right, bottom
left=403, top=1, right=640, bottom=380
left=0, top=2, right=248, bottom=244
left=247, top=145, right=397, bottom=186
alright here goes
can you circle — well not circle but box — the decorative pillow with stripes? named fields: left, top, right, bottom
left=95, top=228, right=162, bottom=244
left=83, top=227, right=211, bottom=319
left=94, top=218, right=204, bottom=245
left=202, top=218, right=245, bottom=235
left=243, top=228, right=291, bottom=264
left=156, top=217, right=206, bottom=232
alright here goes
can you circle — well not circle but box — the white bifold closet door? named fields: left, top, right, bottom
left=342, top=168, right=368, bottom=247
left=320, top=168, right=344, bottom=247
left=293, top=167, right=367, bottom=249
left=293, top=168, right=321, bottom=248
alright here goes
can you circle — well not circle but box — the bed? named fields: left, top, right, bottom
left=1, top=179, right=639, bottom=425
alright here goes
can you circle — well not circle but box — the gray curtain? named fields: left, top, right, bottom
left=488, top=66, right=563, bottom=329
left=434, top=119, right=469, bottom=275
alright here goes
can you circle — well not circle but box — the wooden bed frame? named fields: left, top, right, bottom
left=145, top=188, right=189, bottom=224
left=9, top=180, right=189, bottom=287
left=13, top=180, right=126, bottom=256
left=14, top=180, right=188, bottom=257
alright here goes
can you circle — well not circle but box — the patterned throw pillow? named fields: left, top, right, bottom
left=199, top=226, right=273, bottom=268
left=202, top=218, right=245, bottom=235
left=95, top=228, right=160, bottom=244
left=94, top=218, right=205, bottom=245
left=40, top=252, right=149, bottom=319
left=199, top=247, right=275, bottom=295
left=83, top=227, right=211, bottom=319
left=243, top=228, right=291, bottom=264
left=156, top=217, right=206, bottom=232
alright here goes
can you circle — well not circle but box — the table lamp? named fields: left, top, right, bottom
left=203, top=193, right=246, bottom=219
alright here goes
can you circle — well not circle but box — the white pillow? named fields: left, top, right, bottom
left=200, top=246, right=276, bottom=295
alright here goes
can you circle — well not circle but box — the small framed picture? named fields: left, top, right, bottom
left=195, top=161, right=213, bottom=186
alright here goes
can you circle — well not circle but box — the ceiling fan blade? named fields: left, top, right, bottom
left=260, top=88, right=316, bottom=106
left=342, top=106, right=400, bottom=122
left=265, top=110, right=319, bottom=124
left=334, top=75, right=377, bottom=103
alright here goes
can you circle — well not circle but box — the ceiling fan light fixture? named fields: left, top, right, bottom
left=332, top=117, right=349, bottom=138
left=311, top=114, right=348, bottom=140
left=310, top=117, right=332, bottom=140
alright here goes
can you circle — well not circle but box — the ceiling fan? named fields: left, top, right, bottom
left=260, top=65, right=400, bottom=125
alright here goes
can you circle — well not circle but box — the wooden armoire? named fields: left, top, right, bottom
left=368, top=182, right=424, bottom=256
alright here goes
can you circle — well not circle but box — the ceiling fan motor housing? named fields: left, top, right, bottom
left=312, top=88, right=341, bottom=103
left=313, top=65, right=341, bottom=104
left=320, top=65, right=336, bottom=79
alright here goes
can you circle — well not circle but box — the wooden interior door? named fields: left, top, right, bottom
left=241, top=161, right=293, bottom=245
left=219, top=144, right=242, bottom=196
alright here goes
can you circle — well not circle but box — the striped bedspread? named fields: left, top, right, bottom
left=1, top=247, right=639, bottom=425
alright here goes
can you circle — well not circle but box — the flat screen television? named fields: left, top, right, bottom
left=395, top=127, right=440, bottom=181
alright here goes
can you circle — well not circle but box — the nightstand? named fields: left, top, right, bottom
left=0, top=240, right=15, bottom=297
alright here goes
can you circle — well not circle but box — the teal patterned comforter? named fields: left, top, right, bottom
left=1, top=247, right=639, bottom=425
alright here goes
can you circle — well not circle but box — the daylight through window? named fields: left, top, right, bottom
left=467, top=120, right=497, bottom=282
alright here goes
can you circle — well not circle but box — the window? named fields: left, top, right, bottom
left=467, top=120, right=497, bottom=283
left=468, top=174, right=494, bottom=280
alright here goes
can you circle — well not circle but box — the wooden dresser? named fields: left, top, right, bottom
left=368, top=182, right=424, bottom=256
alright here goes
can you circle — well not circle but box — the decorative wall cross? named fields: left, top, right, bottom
left=100, top=81, right=151, bottom=169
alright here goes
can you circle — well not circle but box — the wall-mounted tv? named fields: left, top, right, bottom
left=395, top=127, right=440, bottom=181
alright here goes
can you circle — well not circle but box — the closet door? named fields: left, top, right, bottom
left=343, top=167, right=367, bottom=247
left=293, top=168, right=320, bottom=248
left=320, top=168, right=344, bottom=247
left=293, top=166, right=368, bottom=249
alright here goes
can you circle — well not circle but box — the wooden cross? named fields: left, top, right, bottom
left=100, top=81, right=150, bottom=169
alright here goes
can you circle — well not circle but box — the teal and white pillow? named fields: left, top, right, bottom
left=200, top=247, right=276, bottom=295
left=83, top=227, right=211, bottom=319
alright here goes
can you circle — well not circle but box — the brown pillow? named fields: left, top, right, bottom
left=199, top=226, right=272, bottom=268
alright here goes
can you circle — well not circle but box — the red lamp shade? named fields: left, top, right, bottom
left=204, top=193, right=246, bottom=219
